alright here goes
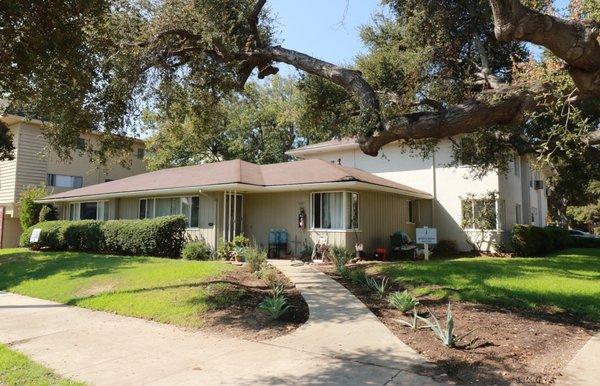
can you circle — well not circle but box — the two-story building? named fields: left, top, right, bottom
left=287, top=137, right=549, bottom=251
left=0, top=114, right=147, bottom=247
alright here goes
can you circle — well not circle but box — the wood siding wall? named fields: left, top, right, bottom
left=0, top=125, right=18, bottom=205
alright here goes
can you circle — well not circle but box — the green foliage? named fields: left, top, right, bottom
left=512, top=225, right=570, bottom=256
left=232, top=234, right=250, bottom=247
left=330, top=246, right=354, bottom=275
left=416, top=303, right=476, bottom=348
left=38, top=205, right=58, bottom=223
left=594, top=227, right=600, bottom=236
left=258, top=266, right=280, bottom=288
left=349, top=269, right=369, bottom=286
left=244, top=247, right=267, bottom=273
left=366, top=276, right=390, bottom=297
left=21, top=216, right=186, bottom=257
left=181, top=241, right=212, bottom=260
left=18, top=185, right=47, bottom=229
left=461, top=192, right=497, bottom=230
left=271, top=282, right=286, bottom=298
left=259, top=295, right=289, bottom=320
left=566, top=180, right=600, bottom=227
left=434, top=240, right=458, bottom=256
left=569, top=236, right=600, bottom=248
left=388, top=290, right=420, bottom=313
left=396, top=307, right=420, bottom=330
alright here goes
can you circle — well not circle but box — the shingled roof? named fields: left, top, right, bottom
left=41, top=159, right=431, bottom=201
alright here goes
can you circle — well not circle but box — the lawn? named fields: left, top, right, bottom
left=0, top=344, right=84, bottom=385
left=0, top=248, right=238, bottom=328
left=377, top=248, right=600, bottom=320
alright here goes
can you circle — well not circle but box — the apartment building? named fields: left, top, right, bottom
left=0, top=114, right=147, bottom=247
left=287, top=137, right=549, bottom=251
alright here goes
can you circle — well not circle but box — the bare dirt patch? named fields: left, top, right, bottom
left=201, top=264, right=309, bottom=341
left=317, top=264, right=597, bottom=385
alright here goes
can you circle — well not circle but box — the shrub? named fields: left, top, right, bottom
left=21, top=216, right=186, bottom=257
left=512, top=225, right=571, bottom=256
left=182, top=241, right=212, bottom=260
left=38, top=205, right=58, bottom=222
left=366, top=276, right=390, bottom=297
left=101, top=216, right=186, bottom=257
left=594, top=227, right=600, bottom=236
left=216, top=239, right=234, bottom=260
left=232, top=234, right=250, bottom=247
left=259, top=266, right=280, bottom=288
left=349, top=269, right=368, bottom=285
left=434, top=240, right=458, bottom=256
left=388, top=290, right=420, bottom=313
left=569, top=235, right=600, bottom=248
left=244, top=247, right=267, bottom=273
left=259, top=295, right=289, bottom=320
left=330, top=246, right=353, bottom=275
left=18, top=185, right=47, bottom=229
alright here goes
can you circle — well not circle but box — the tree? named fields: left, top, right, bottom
left=566, top=180, right=600, bottom=230
left=1, top=0, right=599, bottom=168
left=18, top=185, right=48, bottom=229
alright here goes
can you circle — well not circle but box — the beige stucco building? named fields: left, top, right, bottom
left=39, top=159, right=432, bottom=256
left=0, top=114, right=147, bottom=247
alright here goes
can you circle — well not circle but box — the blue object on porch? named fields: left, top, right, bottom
left=268, top=229, right=288, bottom=258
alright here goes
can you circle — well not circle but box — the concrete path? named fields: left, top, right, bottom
left=0, top=261, right=442, bottom=385
left=555, top=332, right=600, bottom=386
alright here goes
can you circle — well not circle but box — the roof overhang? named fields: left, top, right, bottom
left=37, top=180, right=432, bottom=203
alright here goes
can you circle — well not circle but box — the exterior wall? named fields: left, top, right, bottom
left=297, top=139, right=501, bottom=251
left=2, top=216, right=22, bottom=248
left=0, top=124, right=20, bottom=208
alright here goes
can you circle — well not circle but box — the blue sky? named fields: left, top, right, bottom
left=268, top=0, right=573, bottom=76
left=268, top=0, right=382, bottom=76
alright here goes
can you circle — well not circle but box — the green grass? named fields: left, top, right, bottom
left=0, top=344, right=84, bottom=385
left=0, top=249, right=238, bottom=328
left=378, top=248, right=600, bottom=321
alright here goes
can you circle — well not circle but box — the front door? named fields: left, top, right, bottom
left=225, top=193, right=243, bottom=240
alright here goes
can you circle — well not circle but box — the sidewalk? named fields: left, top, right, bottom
left=0, top=261, right=442, bottom=385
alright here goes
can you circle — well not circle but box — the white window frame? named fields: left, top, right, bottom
left=138, top=196, right=201, bottom=229
left=515, top=203, right=522, bottom=225
left=69, top=200, right=109, bottom=221
left=461, top=197, right=505, bottom=231
left=407, top=200, right=419, bottom=224
left=310, top=191, right=360, bottom=232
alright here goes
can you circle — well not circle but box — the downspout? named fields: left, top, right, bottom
left=431, top=150, right=437, bottom=227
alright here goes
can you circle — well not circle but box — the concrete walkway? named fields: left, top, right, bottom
left=0, top=261, right=441, bottom=385
left=556, top=332, right=600, bottom=386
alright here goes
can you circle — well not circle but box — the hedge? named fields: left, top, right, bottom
left=512, top=225, right=571, bottom=256
left=569, top=235, right=600, bottom=249
left=20, top=216, right=186, bottom=258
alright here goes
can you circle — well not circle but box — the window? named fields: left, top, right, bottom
left=461, top=198, right=496, bottom=230
left=76, top=137, right=86, bottom=151
left=136, top=148, right=145, bottom=159
left=408, top=201, right=418, bottom=223
left=311, top=192, right=359, bottom=230
left=98, top=201, right=109, bottom=221
left=514, top=155, right=520, bottom=177
left=69, top=203, right=79, bottom=220
left=80, top=202, right=97, bottom=220
left=138, top=196, right=200, bottom=227
left=47, top=174, right=83, bottom=188
left=515, top=203, right=522, bottom=224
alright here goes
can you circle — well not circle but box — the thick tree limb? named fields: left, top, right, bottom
left=489, top=0, right=600, bottom=96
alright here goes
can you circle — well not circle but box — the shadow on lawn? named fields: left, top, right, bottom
left=378, top=249, right=600, bottom=325
left=0, top=250, right=149, bottom=291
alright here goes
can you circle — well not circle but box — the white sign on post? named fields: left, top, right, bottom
left=416, top=227, right=437, bottom=261
left=30, top=228, right=42, bottom=243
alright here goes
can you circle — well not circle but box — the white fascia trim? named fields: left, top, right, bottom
left=286, top=142, right=360, bottom=157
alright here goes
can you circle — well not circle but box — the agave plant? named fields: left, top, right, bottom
left=271, top=282, right=286, bottom=298
left=365, top=276, right=390, bottom=297
left=259, top=295, right=290, bottom=320
left=388, top=290, right=420, bottom=313
left=416, top=303, right=477, bottom=348
left=396, top=306, right=420, bottom=330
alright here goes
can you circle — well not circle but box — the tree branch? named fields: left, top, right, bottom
left=489, top=0, right=600, bottom=96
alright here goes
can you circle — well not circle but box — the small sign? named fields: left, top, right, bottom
left=30, top=228, right=42, bottom=243
left=416, top=227, right=437, bottom=244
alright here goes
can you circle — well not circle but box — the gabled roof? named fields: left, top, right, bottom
left=40, top=159, right=432, bottom=202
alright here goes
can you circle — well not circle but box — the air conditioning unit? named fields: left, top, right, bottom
left=534, top=180, right=544, bottom=190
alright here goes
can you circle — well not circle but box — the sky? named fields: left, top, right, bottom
left=267, top=0, right=573, bottom=77
left=267, top=0, right=383, bottom=76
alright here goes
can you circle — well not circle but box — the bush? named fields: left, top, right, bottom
left=18, top=185, right=47, bottom=229
left=38, top=205, right=58, bottom=222
left=181, top=241, right=212, bottom=260
left=388, top=290, right=420, bottom=313
left=512, top=225, right=570, bottom=256
left=21, top=216, right=186, bottom=257
left=569, top=235, right=600, bottom=248
left=434, top=240, right=458, bottom=256
left=330, top=246, right=353, bottom=275
left=244, top=247, right=267, bottom=273
left=594, top=227, right=600, bottom=236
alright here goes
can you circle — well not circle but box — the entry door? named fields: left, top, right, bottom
left=225, top=193, right=243, bottom=240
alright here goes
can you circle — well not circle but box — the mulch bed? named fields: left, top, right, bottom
left=200, top=264, right=309, bottom=341
left=317, top=263, right=597, bottom=385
